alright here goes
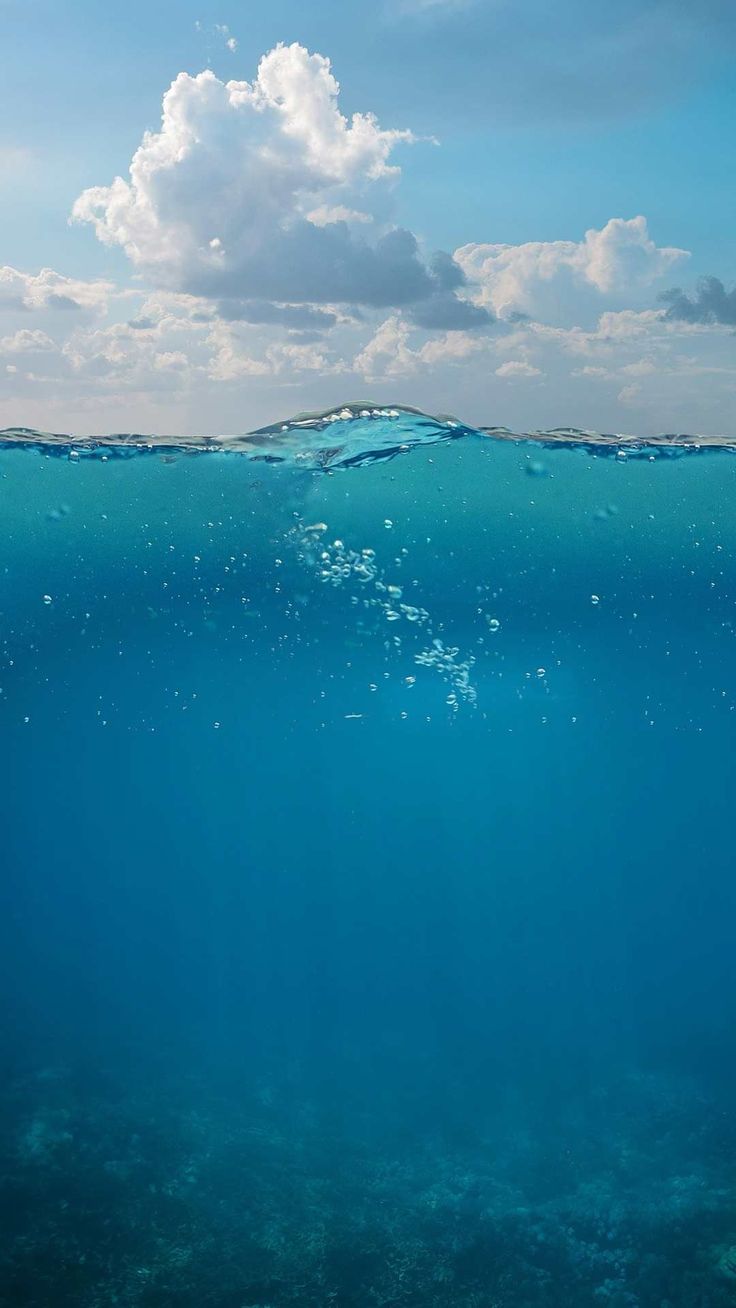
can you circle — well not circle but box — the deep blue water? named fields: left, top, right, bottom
left=1, top=414, right=736, bottom=1306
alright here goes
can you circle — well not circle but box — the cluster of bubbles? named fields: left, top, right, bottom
left=294, top=521, right=476, bottom=710
left=415, top=640, right=477, bottom=709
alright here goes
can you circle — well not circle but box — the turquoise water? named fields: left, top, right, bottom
left=2, top=411, right=736, bottom=1305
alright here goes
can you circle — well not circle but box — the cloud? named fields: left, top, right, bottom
left=620, top=358, right=657, bottom=377
left=214, top=300, right=338, bottom=329
left=662, top=277, right=736, bottom=327
left=572, top=365, right=610, bottom=379
left=0, top=328, right=56, bottom=354
left=409, top=294, right=492, bottom=330
left=594, top=308, right=669, bottom=341
left=306, top=205, right=373, bottom=227
left=617, top=382, right=642, bottom=405
left=455, top=217, right=688, bottom=320
left=407, top=250, right=494, bottom=330
left=194, top=21, right=238, bottom=53
left=72, top=44, right=483, bottom=328
left=1, top=265, right=734, bottom=436
left=495, top=359, right=542, bottom=378
left=352, top=316, right=416, bottom=378
left=214, top=25, right=238, bottom=53
left=0, top=265, right=114, bottom=315
left=205, top=321, right=342, bottom=382
left=353, top=315, right=483, bottom=378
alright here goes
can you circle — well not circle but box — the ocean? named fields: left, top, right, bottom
left=1, top=407, right=735, bottom=1306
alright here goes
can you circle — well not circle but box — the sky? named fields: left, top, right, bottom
left=0, top=0, right=735, bottom=435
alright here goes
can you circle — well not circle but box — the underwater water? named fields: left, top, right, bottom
left=1, top=406, right=736, bottom=1307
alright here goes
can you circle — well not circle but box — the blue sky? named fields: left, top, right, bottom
left=1, top=0, right=734, bottom=433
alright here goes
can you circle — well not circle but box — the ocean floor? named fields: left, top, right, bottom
left=3, top=1062, right=736, bottom=1307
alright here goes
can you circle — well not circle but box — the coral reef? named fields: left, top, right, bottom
left=1, top=1063, right=735, bottom=1306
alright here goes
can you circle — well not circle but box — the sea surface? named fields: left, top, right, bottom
left=1, top=406, right=736, bottom=1307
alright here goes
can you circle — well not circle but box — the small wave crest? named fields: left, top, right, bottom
left=1, top=404, right=734, bottom=468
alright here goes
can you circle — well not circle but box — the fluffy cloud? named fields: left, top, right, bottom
left=306, top=205, right=373, bottom=227
left=206, top=320, right=341, bottom=382
left=662, top=277, right=736, bottom=326
left=455, top=217, right=688, bottom=321
left=495, top=360, right=542, bottom=379
left=353, top=315, right=483, bottom=379
left=0, top=329, right=57, bottom=354
left=0, top=265, right=114, bottom=314
left=72, top=44, right=480, bottom=329
left=352, top=316, right=417, bottom=378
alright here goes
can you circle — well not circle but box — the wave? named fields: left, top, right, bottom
left=1, top=403, right=735, bottom=468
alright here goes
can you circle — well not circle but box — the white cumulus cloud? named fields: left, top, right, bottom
left=353, top=316, right=483, bottom=379
left=71, top=44, right=475, bottom=316
left=0, top=328, right=57, bottom=354
left=0, top=265, right=114, bottom=314
left=71, top=44, right=486, bottom=330
left=455, top=217, right=688, bottom=320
